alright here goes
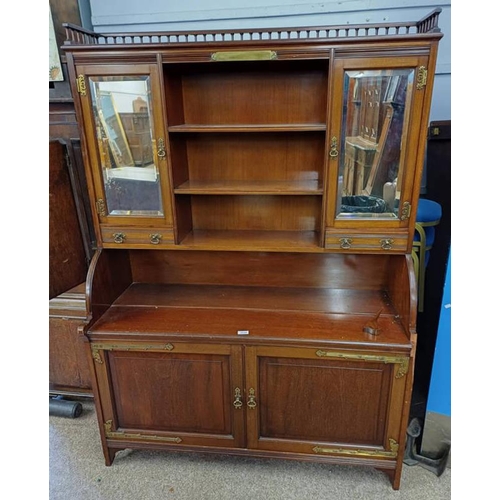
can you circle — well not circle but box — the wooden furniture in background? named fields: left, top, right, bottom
left=62, top=9, right=442, bottom=489
left=49, top=141, right=88, bottom=299
left=49, top=283, right=93, bottom=395
left=49, top=0, right=96, bottom=396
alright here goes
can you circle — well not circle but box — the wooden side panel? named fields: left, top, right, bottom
left=386, top=254, right=417, bottom=338
left=85, top=249, right=133, bottom=327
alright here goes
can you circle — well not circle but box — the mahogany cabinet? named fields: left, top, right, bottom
left=93, top=338, right=408, bottom=464
left=62, top=9, right=442, bottom=490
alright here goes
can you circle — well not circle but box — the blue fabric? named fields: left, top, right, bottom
left=413, top=226, right=435, bottom=246
left=416, top=198, right=442, bottom=223
left=413, top=199, right=441, bottom=267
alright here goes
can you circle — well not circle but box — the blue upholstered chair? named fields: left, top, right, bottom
left=411, top=199, right=442, bottom=312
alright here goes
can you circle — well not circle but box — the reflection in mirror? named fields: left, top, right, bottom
left=336, top=68, right=414, bottom=219
left=89, top=76, right=163, bottom=216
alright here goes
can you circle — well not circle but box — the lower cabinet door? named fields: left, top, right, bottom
left=92, top=342, right=245, bottom=448
left=245, top=346, right=409, bottom=459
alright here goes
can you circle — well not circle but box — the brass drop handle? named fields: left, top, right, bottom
left=339, top=238, right=352, bottom=249
left=247, top=388, right=257, bottom=409
left=157, top=138, right=166, bottom=159
left=329, top=136, right=339, bottom=158
left=113, top=232, right=126, bottom=244
left=150, top=233, right=162, bottom=245
left=233, top=387, right=243, bottom=410
left=380, top=239, right=394, bottom=250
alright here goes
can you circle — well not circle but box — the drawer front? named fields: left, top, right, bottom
left=325, top=231, right=408, bottom=252
left=101, top=226, right=175, bottom=248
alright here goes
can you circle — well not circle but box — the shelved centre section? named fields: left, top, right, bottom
left=163, top=59, right=329, bottom=249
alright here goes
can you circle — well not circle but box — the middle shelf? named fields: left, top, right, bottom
left=168, top=124, right=327, bottom=133
left=169, top=131, right=326, bottom=191
left=173, top=179, right=323, bottom=195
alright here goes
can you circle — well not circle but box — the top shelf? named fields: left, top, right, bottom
left=168, top=124, right=327, bottom=133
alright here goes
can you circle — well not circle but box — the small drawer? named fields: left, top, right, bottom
left=101, top=227, right=175, bottom=248
left=325, top=232, right=408, bottom=252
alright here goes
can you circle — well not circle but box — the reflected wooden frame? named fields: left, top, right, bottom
left=96, top=90, right=134, bottom=168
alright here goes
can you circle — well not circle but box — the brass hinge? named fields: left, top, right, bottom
left=315, top=350, right=409, bottom=379
left=104, top=419, right=182, bottom=444
left=92, top=342, right=174, bottom=353
left=416, top=66, right=427, bottom=90
left=400, top=201, right=411, bottom=221
left=76, top=74, right=87, bottom=95
left=312, top=438, right=399, bottom=458
left=329, top=136, right=339, bottom=158
left=96, top=199, right=106, bottom=217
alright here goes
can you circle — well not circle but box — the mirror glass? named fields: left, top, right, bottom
left=335, top=68, right=414, bottom=219
left=89, top=76, right=163, bottom=216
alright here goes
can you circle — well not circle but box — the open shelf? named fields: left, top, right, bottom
left=178, top=230, right=321, bottom=251
left=169, top=132, right=325, bottom=202
left=174, top=180, right=323, bottom=195
left=163, top=59, right=329, bottom=127
left=91, top=282, right=410, bottom=347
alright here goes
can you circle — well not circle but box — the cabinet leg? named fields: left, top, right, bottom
left=375, top=467, right=399, bottom=490
left=104, top=447, right=121, bottom=466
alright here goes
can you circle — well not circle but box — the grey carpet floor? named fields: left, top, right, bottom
left=49, top=401, right=450, bottom=500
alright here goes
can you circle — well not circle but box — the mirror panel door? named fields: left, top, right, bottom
left=88, top=75, right=163, bottom=217
left=336, top=68, right=414, bottom=220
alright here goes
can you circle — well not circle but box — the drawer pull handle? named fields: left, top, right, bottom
left=380, top=238, right=394, bottom=250
left=113, top=232, right=126, bottom=244
left=247, top=388, right=257, bottom=409
left=157, top=138, right=166, bottom=159
left=233, top=387, right=243, bottom=410
left=150, top=233, right=162, bottom=245
left=329, top=136, right=339, bottom=158
left=339, top=238, right=352, bottom=249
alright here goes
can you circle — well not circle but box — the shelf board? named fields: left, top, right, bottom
left=115, top=283, right=390, bottom=315
left=168, top=124, right=327, bottom=133
left=91, top=283, right=410, bottom=349
left=174, top=180, right=323, bottom=195
left=179, top=230, right=321, bottom=252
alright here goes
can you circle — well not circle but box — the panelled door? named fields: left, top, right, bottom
left=74, top=63, right=175, bottom=246
left=324, top=54, right=432, bottom=252
left=91, top=342, right=245, bottom=449
left=245, top=345, right=410, bottom=460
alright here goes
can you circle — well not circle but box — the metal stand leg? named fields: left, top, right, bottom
left=403, top=417, right=450, bottom=477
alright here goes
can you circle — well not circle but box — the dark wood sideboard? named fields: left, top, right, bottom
left=61, top=10, right=442, bottom=489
